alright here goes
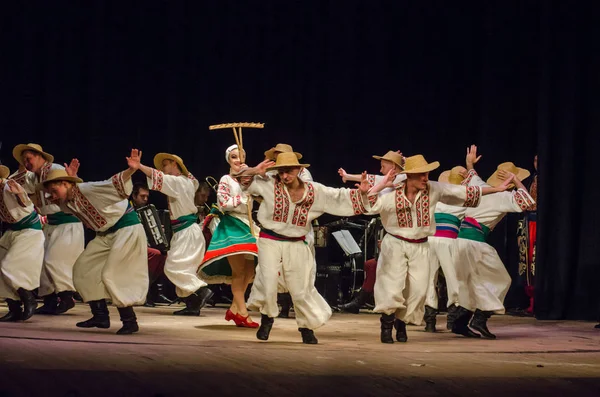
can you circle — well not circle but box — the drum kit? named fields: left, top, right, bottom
left=314, top=217, right=382, bottom=307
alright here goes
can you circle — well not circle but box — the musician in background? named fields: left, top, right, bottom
left=194, top=181, right=212, bottom=223
left=131, top=182, right=171, bottom=307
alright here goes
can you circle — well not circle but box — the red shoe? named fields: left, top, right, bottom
left=235, top=313, right=259, bottom=328
left=225, top=309, right=236, bottom=322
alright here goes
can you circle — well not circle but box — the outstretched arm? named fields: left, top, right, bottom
left=481, top=175, right=513, bottom=195
left=338, top=168, right=363, bottom=183
left=232, top=159, right=275, bottom=179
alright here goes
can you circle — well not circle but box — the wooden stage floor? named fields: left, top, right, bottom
left=1, top=302, right=599, bottom=397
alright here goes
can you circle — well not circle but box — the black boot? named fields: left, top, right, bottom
left=56, top=291, right=76, bottom=314
left=337, top=290, right=371, bottom=314
left=173, top=287, right=214, bottom=316
left=451, top=306, right=481, bottom=338
left=35, top=293, right=59, bottom=315
left=446, top=304, right=458, bottom=330
left=299, top=328, right=318, bottom=344
left=470, top=310, right=496, bottom=339
left=116, top=306, right=139, bottom=335
left=144, top=289, right=156, bottom=307
left=155, top=282, right=174, bottom=304
left=277, top=293, right=292, bottom=318
left=17, top=288, right=37, bottom=321
left=424, top=305, right=437, bottom=332
left=380, top=314, right=395, bottom=344
left=394, top=319, right=408, bottom=342
left=595, top=323, right=600, bottom=329
left=257, top=314, right=274, bottom=340
left=0, top=299, right=23, bottom=322
left=76, top=299, right=110, bottom=328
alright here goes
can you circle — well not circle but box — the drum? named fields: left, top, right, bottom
left=314, top=226, right=328, bottom=248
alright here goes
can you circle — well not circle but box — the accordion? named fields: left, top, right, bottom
left=136, top=204, right=171, bottom=253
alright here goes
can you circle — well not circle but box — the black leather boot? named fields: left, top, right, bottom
left=0, top=299, right=23, bottom=322
left=35, top=293, right=59, bottom=315
left=451, top=306, right=481, bottom=338
left=56, top=291, right=76, bottom=314
left=446, top=304, right=458, bottom=330
left=299, top=328, right=318, bottom=344
left=116, top=306, right=139, bottom=335
left=424, top=305, right=437, bottom=332
left=337, top=289, right=371, bottom=314
left=380, top=313, right=395, bottom=344
left=257, top=314, right=274, bottom=340
left=155, top=282, right=175, bottom=304
left=17, top=288, right=38, bottom=321
left=394, top=319, right=408, bottom=342
left=595, top=323, right=600, bottom=329
left=173, top=287, right=214, bottom=316
left=277, top=293, right=292, bottom=318
left=470, top=309, right=496, bottom=339
left=76, top=299, right=110, bottom=328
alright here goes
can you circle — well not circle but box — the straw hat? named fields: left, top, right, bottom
left=42, top=169, right=83, bottom=186
left=264, top=143, right=302, bottom=161
left=372, top=151, right=405, bottom=169
left=400, top=155, right=440, bottom=174
left=487, top=162, right=530, bottom=188
left=0, top=165, right=9, bottom=179
left=438, top=166, right=467, bottom=185
left=266, top=152, right=310, bottom=171
left=13, top=143, right=55, bottom=166
left=154, top=153, right=189, bottom=176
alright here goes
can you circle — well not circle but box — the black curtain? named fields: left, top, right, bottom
left=0, top=2, right=596, bottom=319
left=535, top=2, right=600, bottom=321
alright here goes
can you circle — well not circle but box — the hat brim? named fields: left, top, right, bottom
left=13, top=144, right=55, bottom=166
left=372, top=155, right=403, bottom=169
left=401, top=161, right=440, bottom=174
left=438, top=170, right=451, bottom=183
left=264, top=148, right=303, bottom=161
left=487, top=168, right=530, bottom=188
left=42, top=175, right=83, bottom=187
left=266, top=163, right=310, bottom=172
left=0, top=165, right=9, bottom=179
left=154, top=153, right=189, bottom=176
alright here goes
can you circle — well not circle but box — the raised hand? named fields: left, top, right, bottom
left=497, top=169, right=515, bottom=181
left=64, top=158, right=80, bottom=177
left=338, top=168, right=348, bottom=183
left=126, top=149, right=142, bottom=170
left=357, top=171, right=370, bottom=193
left=466, top=145, right=482, bottom=169
left=458, top=169, right=468, bottom=178
left=6, top=179, right=25, bottom=195
left=495, top=172, right=514, bottom=191
left=255, top=159, right=275, bottom=176
left=383, top=169, right=397, bottom=188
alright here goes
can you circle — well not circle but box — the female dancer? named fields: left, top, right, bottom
left=198, top=144, right=259, bottom=328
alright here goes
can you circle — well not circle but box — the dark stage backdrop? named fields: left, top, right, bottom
left=0, top=2, right=597, bottom=319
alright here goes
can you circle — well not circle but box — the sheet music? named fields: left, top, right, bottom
left=332, top=230, right=362, bottom=256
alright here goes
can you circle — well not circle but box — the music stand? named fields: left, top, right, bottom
left=331, top=230, right=363, bottom=299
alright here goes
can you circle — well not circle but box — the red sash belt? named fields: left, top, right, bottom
left=390, top=234, right=428, bottom=244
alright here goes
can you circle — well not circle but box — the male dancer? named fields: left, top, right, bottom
left=43, top=150, right=148, bottom=334
left=0, top=165, right=44, bottom=321
left=128, top=150, right=213, bottom=315
left=10, top=143, right=84, bottom=314
left=237, top=152, right=372, bottom=344
left=368, top=154, right=511, bottom=344
left=454, top=162, right=534, bottom=339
